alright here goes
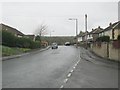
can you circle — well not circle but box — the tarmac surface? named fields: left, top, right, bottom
left=2, top=46, right=119, bottom=88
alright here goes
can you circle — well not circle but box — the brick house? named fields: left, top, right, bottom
left=0, top=23, right=24, bottom=37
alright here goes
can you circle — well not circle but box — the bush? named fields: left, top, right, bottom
left=117, top=35, right=120, bottom=40
left=2, top=30, right=41, bottom=49
left=96, top=36, right=110, bottom=42
left=2, top=30, right=16, bottom=47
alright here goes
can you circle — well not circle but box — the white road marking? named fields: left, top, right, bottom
left=60, top=85, right=64, bottom=88
left=67, top=73, right=72, bottom=78
left=64, top=78, right=68, bottom=83
left=75, top=64, right=77, bottom=67
left=73, top=66, right=76, bottom=69
left=70, top=69, right=74, bottom=73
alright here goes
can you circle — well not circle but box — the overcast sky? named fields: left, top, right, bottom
left=1, top=2, right=118, bottom=36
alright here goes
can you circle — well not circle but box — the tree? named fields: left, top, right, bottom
left=34, top=24, right=48, bottom=46
left=35, top=24, right=48, bottom=36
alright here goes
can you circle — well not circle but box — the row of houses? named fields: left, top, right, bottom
left=77, top=21, right=120, bottom=43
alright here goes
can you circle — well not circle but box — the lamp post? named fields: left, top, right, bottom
left=50, top=30, right=54, bottom=37
left=85, top=14, right=88, bottom=49
left=69, top=18, right=78, bottom=45
left=50, top=30, right=54, bottom=45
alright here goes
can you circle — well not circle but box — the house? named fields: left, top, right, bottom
left=77, top=31, right=85, bottom=42
left=90, top=26, right=104, bottom=42
left=0, top=23, right=24, bottom=37
left=77, top=31, right=89, bottom=42
left=24, top=35, right=35, bottom=41
left=99, top=21, right=120, bottom=40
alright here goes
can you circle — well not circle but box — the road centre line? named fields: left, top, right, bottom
left=70, top=69, right=74, bottom=73
left=67, top=73, right=72, bottom=78
left=64, top=78, right=68, bottom=83
left=60, top=85, right=64, bottom=88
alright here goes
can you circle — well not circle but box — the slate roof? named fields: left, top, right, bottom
left=100, top=21, right=120, bottom=33
left=90, top=26, right=104, bottom=34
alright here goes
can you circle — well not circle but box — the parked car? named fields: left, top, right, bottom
left=51, top=43, right=58, bottom=49
left=65, top=42, right=71, bottom=46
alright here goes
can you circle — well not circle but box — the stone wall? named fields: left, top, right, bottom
left=91, top=42, right=120, bottom=62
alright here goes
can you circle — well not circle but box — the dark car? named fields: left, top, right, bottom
left=51, top=43, right=58, bottom=49
left=65, top=42, right=71, bottom=46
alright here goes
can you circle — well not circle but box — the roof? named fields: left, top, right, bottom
left=0, top=23, right=24, bottom=36
left=113, top=21, right=120, bottom=29
left=101, top=21, right=120, bottom=33
left=90, top=26, right=104, bottom=34
left=78, top=31, right=89, bottom=37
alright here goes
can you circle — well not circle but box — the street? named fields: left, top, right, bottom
left=2, top=46, right=119, bottom=88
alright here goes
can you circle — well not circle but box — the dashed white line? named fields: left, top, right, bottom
left=59, top=53, right=81, bottom=89
left=60, top=85, right=64, bottom=88
left=67, top=73, right=72, bottom=78
left=73, top=66, right=76, bottom=69
left=64, top=78, right=68, bottom=83
left=75, top=64, right=77, bottom=67
left=70, top=69, right=74, bottom=73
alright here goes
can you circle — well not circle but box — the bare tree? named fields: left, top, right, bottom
left=34, top=24, right=48, bottom=42
left=35, top=24, right=48, bottom=36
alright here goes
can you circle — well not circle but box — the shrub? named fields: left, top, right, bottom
left=96, top=36, right=110, bottom=42
left=2, top=30, right=41, bottom=49
left=117, top=35, right=120, bottom=40
left=2, top=30, right=16, bottom=47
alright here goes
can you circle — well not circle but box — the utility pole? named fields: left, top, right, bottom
left=85, top=14, right=88, bottom=49
left=69, top=18, right=78, bottom=45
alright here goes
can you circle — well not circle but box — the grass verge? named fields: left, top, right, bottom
left=0, top=45, right=31, bottom=56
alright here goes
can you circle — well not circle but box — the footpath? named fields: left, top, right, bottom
left=1, top=46, right=50, bottom=61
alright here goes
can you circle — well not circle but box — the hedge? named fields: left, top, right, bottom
left=117, top=35, right=120, bottom=40
left=96, top=36, right=110, bottom=42
left=1, top=30, right=41, bottom=49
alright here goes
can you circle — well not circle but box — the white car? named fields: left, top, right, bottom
left=51, top=43, right=58, bottom=49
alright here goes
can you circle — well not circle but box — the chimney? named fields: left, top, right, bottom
left=98, top=26, right=100, bottom=28
left=109, top=23, right=112, bottom=26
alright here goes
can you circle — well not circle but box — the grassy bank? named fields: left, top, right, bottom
left=0, top=45, right=31, bottom=56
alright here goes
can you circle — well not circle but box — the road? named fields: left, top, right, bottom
left=3, top=46, right=79, bottom=88
left=2, top=46, right=119, bottom=88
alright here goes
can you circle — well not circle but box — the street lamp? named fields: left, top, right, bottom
left=85, top=14, right=88, bottom=49
left=50, top=30, right=54, bottom=45
left=50, top=30, right=54, bottom=37
left=69, top=18, right=78, bottom=45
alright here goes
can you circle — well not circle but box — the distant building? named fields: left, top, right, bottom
left=0, top=23, right=24, bottom=37
left=77, top=31, right=89, bottom=43
left=90, top=26, right=104, bottom=42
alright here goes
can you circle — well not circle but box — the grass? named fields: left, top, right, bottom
left=0, top=45, right=31, bottom=56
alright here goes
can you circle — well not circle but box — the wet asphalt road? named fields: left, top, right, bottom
left=3, top=46, right=79, bottom=88
left=2, top=46, right=119, bottom=88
